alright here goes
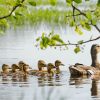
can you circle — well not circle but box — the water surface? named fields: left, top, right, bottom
left=0, top=23, right=100, bottom=100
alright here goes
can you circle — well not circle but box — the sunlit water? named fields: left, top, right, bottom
left=0, top=23, right=100, bottom=100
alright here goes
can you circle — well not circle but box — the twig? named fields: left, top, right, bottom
left=0, top=0, right=25, bottom=19
left=67, top=4, right=100, bottom=33
left=50, top=35, right=100, bottom=46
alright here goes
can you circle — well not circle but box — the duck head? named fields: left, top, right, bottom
left=91, top=44, right=100, bottom=55
left=23, top=64, right=30, bottom=73
left=11, top=64, right=19, bottom=73
left=38, top=60, right=47, bottom=71
left=2, top=64, right=10, bottom=74
left=91, top=44, right=100, bottom=68
left=55, top=60, right=64, bottom=68
left=18, top=61, right=26, bottom=70
left=54, top=60, right=64, bottom=74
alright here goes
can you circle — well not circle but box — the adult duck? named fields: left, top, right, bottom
left=69, top=44, right=100, bottom=76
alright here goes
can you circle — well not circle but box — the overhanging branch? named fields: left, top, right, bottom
left=0, top=0, right=25, bottom=19
left=51, top=35, right=100, bottom=46
left=67, top=4, right=100, bottom=33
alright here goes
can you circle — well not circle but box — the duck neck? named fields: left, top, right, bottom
left=3, top=69, right=9, bottom=74
left=91, top=53, right=99, bottom=67
left=56, top=66, right=60, bottom=72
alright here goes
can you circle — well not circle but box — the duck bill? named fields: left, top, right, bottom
left=60, top=63, right=65, bottom=66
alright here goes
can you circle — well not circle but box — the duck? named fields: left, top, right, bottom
left=1, top=64, right=10, bottom=76
left=29, top=60, right=47, bottom=75
left=47, top=63, right=55, bottom=77
left=18, top=61, right=26, bottom=71
left=69, top=44, right=100, bottom=76
left=18, top=61, right=32, bottom=71
left=54, top=60, right=65, bottom=74
left=11, top=64, right=19, bottom=73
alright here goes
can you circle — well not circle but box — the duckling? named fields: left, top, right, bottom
left=11, top=64, right=19, bottom=73
left=18, top=64, right=30, bottom=78
left=38, top=60, right=47, bottom=71
left=1, top=64, right=10, bottom=76
left=30, top=60, right=47, bottom=76
left=18, top=61, right=26, bottom=71
left=54, top=60, right=64, bottom=74
left=47, top=63, right=55, bottom=77
left=18, top=61, right=32, bottom=70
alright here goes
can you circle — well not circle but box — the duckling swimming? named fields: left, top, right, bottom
left=47, top=63, right=55, bottom=77
left=18, top=61, right=26, bottom=71
left=29, top=60, right=47, bottom=76
left=54, top=60, right=64, bottom=74
left=11, top=64, right=19, bottom=73
left=1, top=64, right=10, bottom=76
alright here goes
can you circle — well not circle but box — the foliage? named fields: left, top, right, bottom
left=36, top=31, right=65, bottom=49
left=0, top=0, right=100, bottom=53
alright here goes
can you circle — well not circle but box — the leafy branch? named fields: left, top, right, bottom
left=0, top=0, right=25, bottom=19
left=70, top=3, right=100, bottom=33
left=50, top=35, right=100, bottom=46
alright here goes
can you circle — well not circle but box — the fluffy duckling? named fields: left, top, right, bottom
left=38, top=60, right=47, bottom=71
left=11, top=64, right=19, bottom=73
left=30, top=60, right=47, bottom=76
left=47, top=63, right=55, bottom=77
left=1, top=64, right=10, bottom=76
left=18, top=61, right=26, bottom=71
left=18, top=61, right=32, bottom=71
left=54, top=60, right=64, bottom=74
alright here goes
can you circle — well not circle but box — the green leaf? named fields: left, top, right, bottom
left=15, top=12, right=23, bottom=16
left=36, top=37, right=40, bottom=41
left=91, top=19, right=97, bottom=25
left=74, top=46, right=81, bottom=53
left=49, top=39, right=56, bottom=46
left=70, top=20, right=75, bottom=27
left=66, top=0, right=72, bottom=4
left=78, top=40, right=83, bottom=44
left=28, top=1, right=36, bottom=6
left=74, top=0, right=82, bottom=4
left=51, top=34, right=64, bottom=43
left=86, top=11, right=92, bottom=20
left=85, top=23, right=91, bottom=31
left=41, top=37, right=50, bottom=48
left=75, top=26, right=83, bottom=35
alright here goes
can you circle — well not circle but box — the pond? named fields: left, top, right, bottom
left=0, top=22, right=100, bottom=100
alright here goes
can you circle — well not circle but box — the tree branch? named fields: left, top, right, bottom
left=51, top=35, right=100, bottom=46
left=0, top=0, right=25, bottom=19
left=67, top=4, right=100, bottom=33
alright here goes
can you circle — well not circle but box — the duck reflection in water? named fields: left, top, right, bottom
left=90, top=75, right=100, bottom=97
left=69, top=75, right=87, bottom=87
left=69, top=75, right=100, bottom=97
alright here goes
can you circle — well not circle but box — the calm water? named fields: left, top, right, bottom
left=0, top=23, right=100, bottom=100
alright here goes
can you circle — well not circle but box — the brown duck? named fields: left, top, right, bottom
left=69, top=44, right=100, bottom=76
